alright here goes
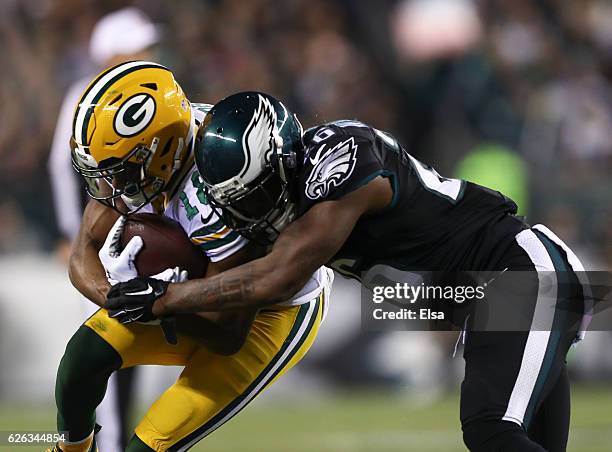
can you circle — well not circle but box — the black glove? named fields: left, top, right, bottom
left=107, top=277, right=179, bottom=345
left=106, top=277, right=170, bottom=324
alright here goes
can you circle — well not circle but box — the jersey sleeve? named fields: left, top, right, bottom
left=167, top=167, right=249, bottom=262
left=188, top=212, right=248, bottom=262
left=297, top=124, right=386, bottom=214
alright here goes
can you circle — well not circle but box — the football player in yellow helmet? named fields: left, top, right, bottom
left=71, top=61, right=194, bottom=214
left=50, top=61, right=333, bottom=452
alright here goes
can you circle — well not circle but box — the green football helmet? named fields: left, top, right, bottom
left=195, top=91, right=304, bottom=243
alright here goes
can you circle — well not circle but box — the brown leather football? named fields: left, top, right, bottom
left=120, top=213, right=208, bottom=279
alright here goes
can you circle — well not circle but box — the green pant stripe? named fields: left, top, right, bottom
left=169, top=297, right=321, bottom=451
left=252, top=293, right=323, bottom=400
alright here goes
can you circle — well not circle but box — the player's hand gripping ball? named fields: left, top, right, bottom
left=104, top=213, right=210, bottom=343
left=99, top=213, right=208, bottom=285
left=98, top=216, right=142, bottom=285
left=119, top=213, right=208, bottom=278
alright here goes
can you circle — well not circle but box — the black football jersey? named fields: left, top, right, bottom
left=297, top=120, right=527, bottom=280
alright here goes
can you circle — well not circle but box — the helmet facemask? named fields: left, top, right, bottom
left=206, top=146, right=297, bottom=245
left=72, top=138, right=165, bottom=214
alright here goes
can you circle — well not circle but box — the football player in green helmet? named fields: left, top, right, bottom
left=195, top=91, right=303, bottom=244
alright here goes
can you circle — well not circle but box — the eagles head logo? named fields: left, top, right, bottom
left=305, top=137, right=358, bottom=200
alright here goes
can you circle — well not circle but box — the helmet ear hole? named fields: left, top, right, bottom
left=159, top=137, right=174, bottom=157
left=285, top=151, right=297, bottom=169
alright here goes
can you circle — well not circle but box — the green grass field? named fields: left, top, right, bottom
left=1, top=386, right=610, bottom=451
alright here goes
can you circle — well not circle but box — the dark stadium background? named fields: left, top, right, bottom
left=0, top=1, right=610, bottom=451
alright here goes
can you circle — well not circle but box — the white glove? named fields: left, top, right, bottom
left=99, top=216, right=143, bottom=285
left=151, top=267, right=189, bottom=283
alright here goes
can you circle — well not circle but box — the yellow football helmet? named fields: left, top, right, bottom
left=71, top=61, right=193, bottom=213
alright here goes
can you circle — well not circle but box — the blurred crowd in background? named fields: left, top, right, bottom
left=1, top=0, right=611, bottom=266
left=1, top=0, right=612, bottom=391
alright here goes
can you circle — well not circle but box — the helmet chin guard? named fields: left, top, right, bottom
left=206, top=161, right=296, bottom=245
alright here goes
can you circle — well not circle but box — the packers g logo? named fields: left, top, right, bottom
left=113, top=93, right=156, bottom=137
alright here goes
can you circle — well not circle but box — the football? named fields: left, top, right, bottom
left=120, top=213, right=209, bottom=279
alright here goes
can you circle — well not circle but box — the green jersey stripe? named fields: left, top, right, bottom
left=190, top=218, right=226, bottom=238
left=193, top=231, right=241, bottom=251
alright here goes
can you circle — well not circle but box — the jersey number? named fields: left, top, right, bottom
left=180, top=172, right=209, bottom=221
left=407, top=155, right=464, bottom=203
